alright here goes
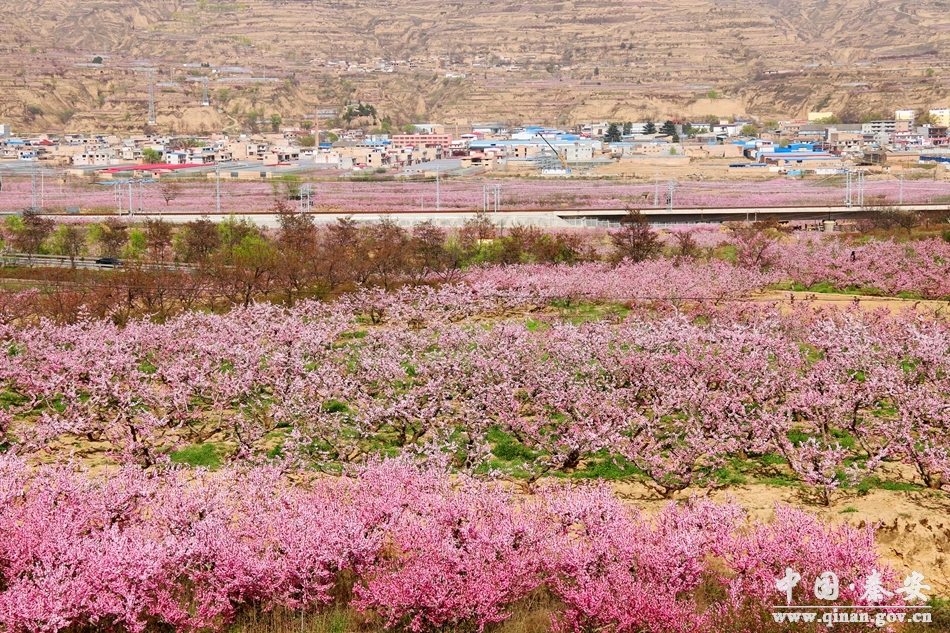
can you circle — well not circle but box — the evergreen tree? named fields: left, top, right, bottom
left=622, top=122, right=633, bottom=135
left=660, top=120, right=677, bottom=137
left=604, top=123, right=622, bottom=143
left=644, top=120, right=657, bottom=134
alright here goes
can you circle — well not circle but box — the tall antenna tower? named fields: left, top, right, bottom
left=147, top=70, right=156, bottom=125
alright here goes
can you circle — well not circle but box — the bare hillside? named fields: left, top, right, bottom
left=1, top=0, right=949, bottom=132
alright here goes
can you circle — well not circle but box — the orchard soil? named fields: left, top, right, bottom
left=755, top=291, right=950, bottom=316
left=8, top=278, right=950, bottom=632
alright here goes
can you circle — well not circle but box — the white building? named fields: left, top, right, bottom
left=862, top=120, right=896, bottom=134
left=713, top=123, right=742, bottom=137
left=560, top=142, right=595, bottom=162
left=72, top=148, right=118, bottom=166
left=929, top=108, right=950, bottom=127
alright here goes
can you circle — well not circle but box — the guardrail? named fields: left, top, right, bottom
left=0, top=253, right=198, bottom=272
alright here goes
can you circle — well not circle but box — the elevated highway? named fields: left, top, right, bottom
left=8, top=202, right=948, bottom=228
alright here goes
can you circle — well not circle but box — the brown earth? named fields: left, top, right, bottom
left=613, top=479, right=950, bottom=597
left=2, top=0, right=950, bottom=133
left=755, top=291, right=950, bottom=317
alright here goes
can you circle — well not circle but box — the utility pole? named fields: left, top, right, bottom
left=30, top=161, right=38, bottom=211
left=899, top=173, right=904, bottom=205
left=654, top=172, right=659, bottom=207
left=436, top=168, right=440, bottom=211
left=147, top=70, right=156, bottom=125
left=495, top=183, right=500, bottom=213
left=844, top=169, right=854, bottom=208
left=666, top=180, right=676, bottom=212
left=202, top=76, right=209, bottom=106
left=215, top=163, right=221, bottom=214
left=128, top=181, right=133, bottom=217
left=299, top=182, right=312, bottom=214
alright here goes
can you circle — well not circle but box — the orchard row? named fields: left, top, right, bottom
left=0, top=457, right=898, bottom=633
left=2, top=281, right=948, bottom=502
left=3, top=175, right=949, bottom=213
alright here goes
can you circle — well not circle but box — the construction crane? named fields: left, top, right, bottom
left=535, top=132, right=571, bottom=175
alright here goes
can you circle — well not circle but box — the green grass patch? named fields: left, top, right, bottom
left=830, top=429, right=857, bottom=450
left=492, top=441, right=536, bottom=461
left=757, top=473, right=800, bottom=487
left=714, top=244, right=737, bottom=262
left=524, top=318, right=546, bottom=332
left=714, top=466, right=748, bottom=486
left=170, top=443, right=222, bottom=468
left=0, top=390, right=28, bottom=408
left=787, top=430, right=811, bottom=445
left=807, top=281, right=837, bottom=294
left=878, top=480, right=923, bottom=491
left=840, top=506, right=859, bottom=514
left=322, top=399, right=350, bottom=414
left=549, top=300, right=631, bottom=324
left=754, top=452, right=787, bottom=466
left=855, top=476, right=924, bottom=494
left=905, top=596, right=950, bottom=631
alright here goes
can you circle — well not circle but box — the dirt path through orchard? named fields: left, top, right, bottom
left=754, top=290, right=950, bottom=315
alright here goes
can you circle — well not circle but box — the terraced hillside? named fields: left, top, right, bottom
left=1, top=0, right=950, bottom=132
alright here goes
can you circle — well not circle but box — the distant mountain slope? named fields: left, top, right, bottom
left=0, top=0, right=948, bottom=132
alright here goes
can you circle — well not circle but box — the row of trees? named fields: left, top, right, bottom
left=2, top=209, right=631, bottom=322
left=604, top=120, right=680, bottom=142
left=2, top=207, right=938, bottom=323
left=4, top=280, right=948, bottom=502
left=5, top=207, right=670, bottom=272
left=0, top=456, right=896, bottom=633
